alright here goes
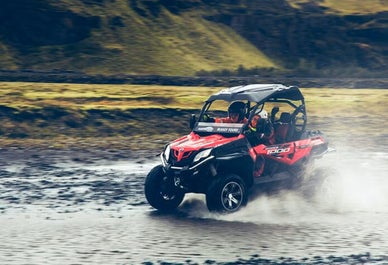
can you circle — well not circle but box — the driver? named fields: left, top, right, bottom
left=207, top=101, right=247, bottom=123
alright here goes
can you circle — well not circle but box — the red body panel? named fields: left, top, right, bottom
left=169, top=131, right=326, bottom=165
left=251, top=136, right=326, bottom=165
left=170, top=132, right=244, bottom=162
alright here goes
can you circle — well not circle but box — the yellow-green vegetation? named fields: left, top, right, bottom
left=0, top=44, right=18, bottom=70
left=0, top=82, right=220, bottom=150
left=304, top=88, right=388, bottom=117
left=288, top=0, right=388, bottom=14
left=0, top=82, right=219, bottom=109
left=0, top=1, right=386, bottom=77
left=1, top=82, right=386, bottom=116
left=1, top=82, right=387, bottom=150
left=24, top=0, right=278, bottom=76
left=302, top=88, right=388, bottom=146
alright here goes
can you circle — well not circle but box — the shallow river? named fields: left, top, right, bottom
left=1, top=129, right=388, bottom=264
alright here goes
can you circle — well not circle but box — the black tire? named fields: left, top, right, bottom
left=206, top=174, right=248, bottom=213
left=144, top=165, right=185, bottom=212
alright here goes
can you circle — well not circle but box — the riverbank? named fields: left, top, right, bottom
left=0, top=136, right=168, bottom=167
left=1, top=83, right=387, bottom=158
left=1, top=71, right=388, bottom=88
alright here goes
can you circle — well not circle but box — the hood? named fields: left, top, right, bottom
left=170, top=132, right=242, bottom=152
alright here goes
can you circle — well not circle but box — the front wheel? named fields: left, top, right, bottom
left=206, top=174, right=248, bottom=213
left=144, top=165, right=185, bottom=212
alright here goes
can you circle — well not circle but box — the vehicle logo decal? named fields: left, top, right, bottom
left=173, top=148, right=192, bottom=162
left=197, top=126, right=214, bottom=132
left=265, top=144, right=291, bottom=155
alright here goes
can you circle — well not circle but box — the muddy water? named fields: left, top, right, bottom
left=1, top=127, right=388, bottom=264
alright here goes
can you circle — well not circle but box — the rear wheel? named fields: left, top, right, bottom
left=206, top=174, right=248, bottom=213
left=144, top=165, right=185, bottom=212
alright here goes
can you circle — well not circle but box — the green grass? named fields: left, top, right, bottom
left=1, top=82, right=386, bottom=115
left=288, top=0, right=388, bottom=14
left=303, top=88, right=388, bottom=117
left=16, top=0, right=278, bottom=76
left=1, top=1, right=386, bottom=76
left=0, top=82, right=219, bottom=109
left=1, top=82, right=387, bottom=150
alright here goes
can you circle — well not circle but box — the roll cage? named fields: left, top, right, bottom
left=192, top=84, right=307, bottom=139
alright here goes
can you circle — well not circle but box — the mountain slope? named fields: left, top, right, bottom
left=0, top=0, right=386, bottom=76
left=0, top=0, right=277, bottom=75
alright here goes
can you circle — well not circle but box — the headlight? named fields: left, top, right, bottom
left=193, top=148, right=212, bottom=163
left=164, top=145, right=171, bottom=160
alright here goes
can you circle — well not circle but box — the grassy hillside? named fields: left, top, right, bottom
left=289, top=0, right=388, bottom=14
left=0, top=0, right=277, bottom=76
left=0, top=0, right=387, bottom=76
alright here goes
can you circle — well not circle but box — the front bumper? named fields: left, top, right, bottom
left=161, top=153, right=217, bottom=193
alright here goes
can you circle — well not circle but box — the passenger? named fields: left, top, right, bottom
left=248, top=109, right=275, bottom=146
left=248, top=109, right=275, bottom=177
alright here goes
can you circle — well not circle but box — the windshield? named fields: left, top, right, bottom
left=193, top=99, right=249, bottom=136
left=200, top=99, right=251, bottom=122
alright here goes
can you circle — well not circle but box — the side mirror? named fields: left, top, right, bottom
left=189, top=114, right=196, bottom=130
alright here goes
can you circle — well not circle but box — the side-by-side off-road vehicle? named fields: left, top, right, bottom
left=145, top=84, right=329, bottom=213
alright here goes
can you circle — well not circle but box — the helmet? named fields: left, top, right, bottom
left=257, top=109, right=268, bottom=119
left=250, top=109, right=268, bottom=131
left=228, top=101, right=245, bottom=121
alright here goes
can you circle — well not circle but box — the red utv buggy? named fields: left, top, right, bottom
left=145, top=84, right=329, bottom=213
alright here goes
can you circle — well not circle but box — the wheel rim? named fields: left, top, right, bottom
left=160, top=176, right=177, bottom=201
left=221, top=181, right=243, bottom=211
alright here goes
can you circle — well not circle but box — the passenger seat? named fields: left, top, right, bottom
left=274, top=112, right=292, bottom=143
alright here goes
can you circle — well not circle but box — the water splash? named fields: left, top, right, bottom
left=311, top=149, right=388, bottom=213
left=179, top=148, right=388, bottom=224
